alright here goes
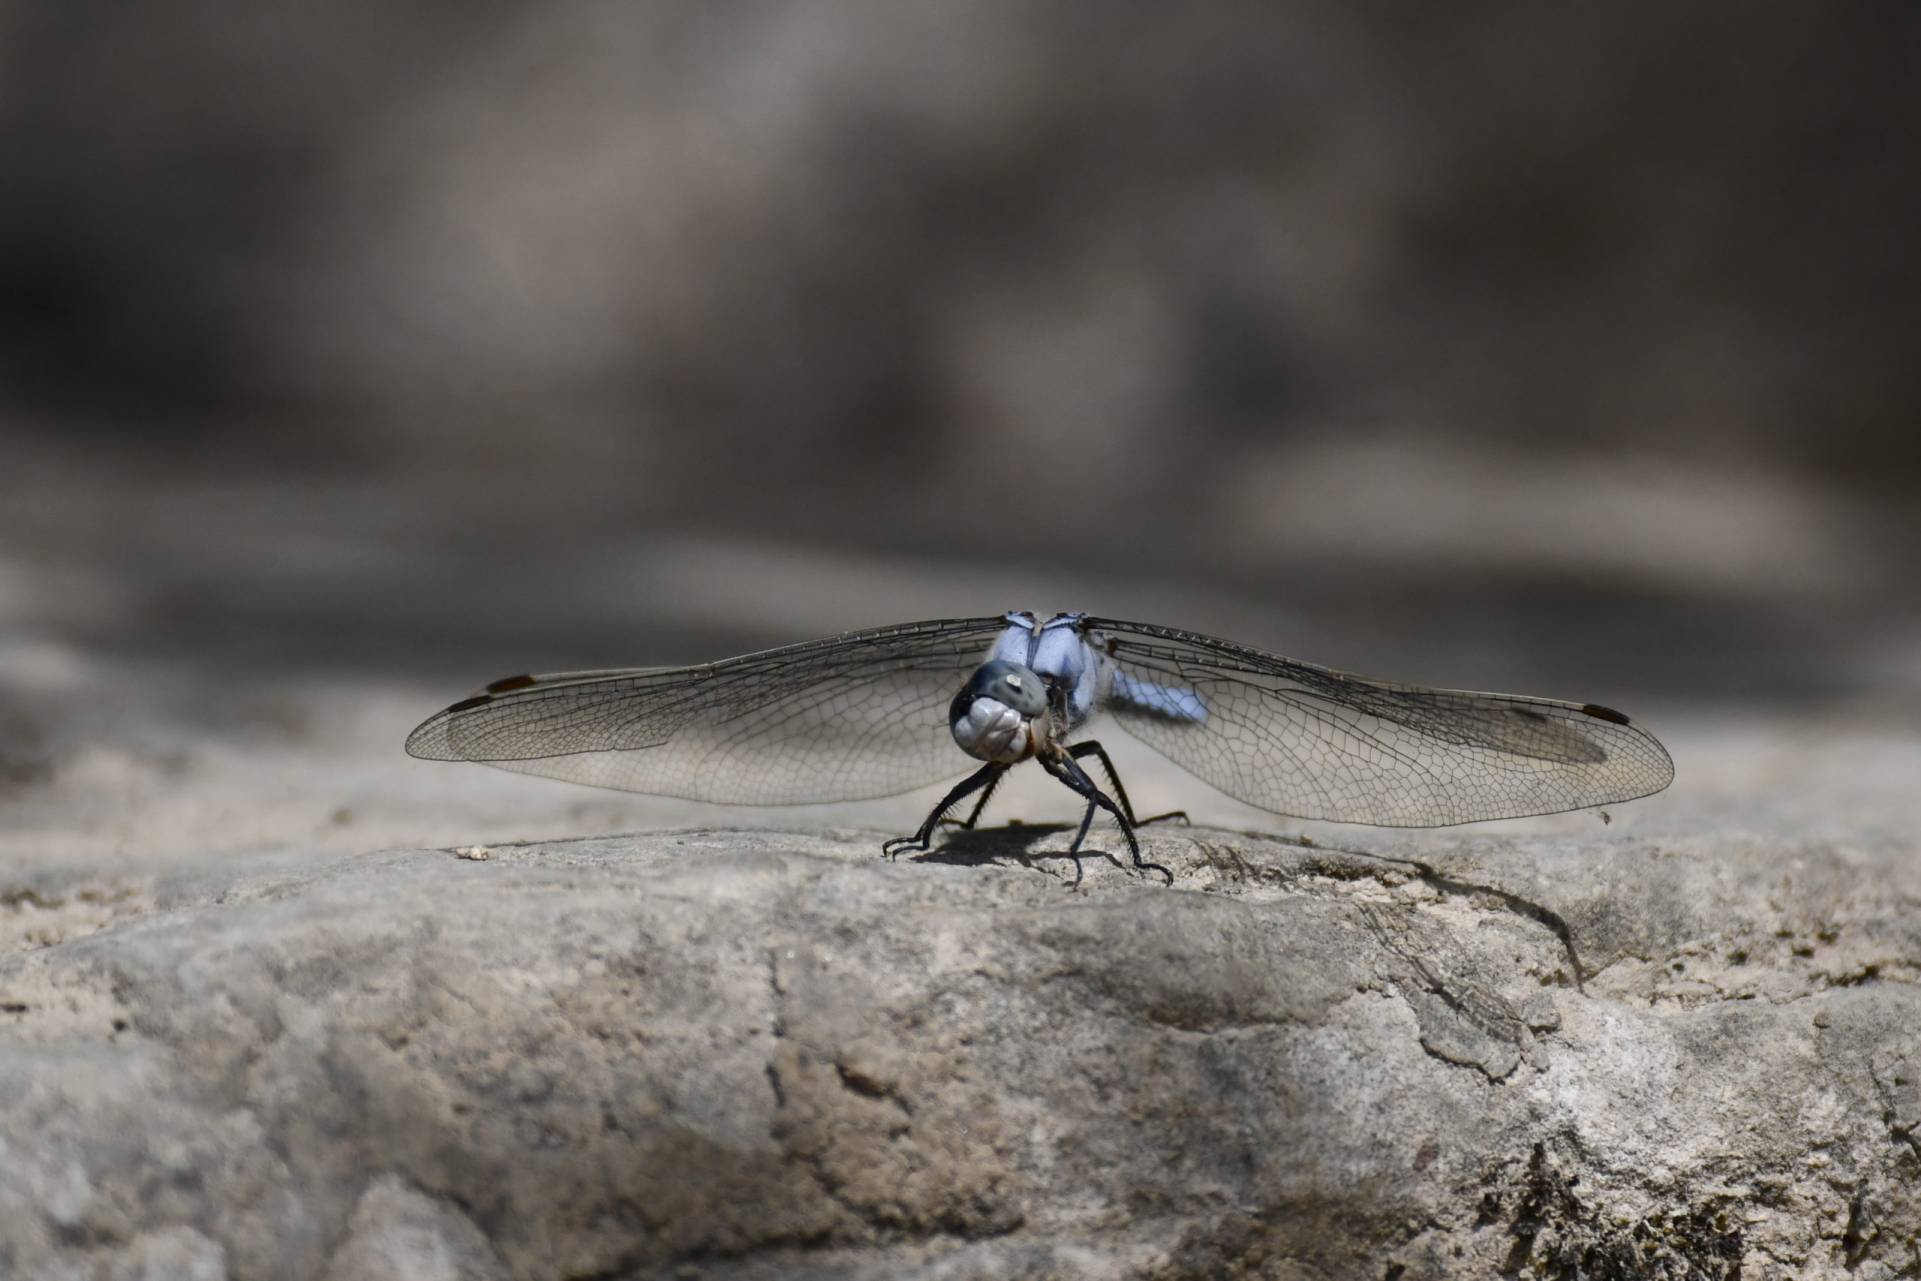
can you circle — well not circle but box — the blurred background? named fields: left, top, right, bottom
left=3, top=2, right=1917, bottom=866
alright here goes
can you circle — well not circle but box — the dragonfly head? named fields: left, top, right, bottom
left=950, top=660, right=1048, bottom=763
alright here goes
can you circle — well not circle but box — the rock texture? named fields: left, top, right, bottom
left=3, top=807, right=1917, bottom=1280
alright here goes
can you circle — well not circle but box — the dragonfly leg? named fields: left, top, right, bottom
left=1066, top=740, right=1190, bottom=828
left=883, top=763, right=1006, bottom=860
left=938, top=767, right=1005, bottom=830
left=1043, top=752, right=1173, bottom=885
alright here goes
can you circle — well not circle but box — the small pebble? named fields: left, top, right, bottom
left=1521, top=995, right=1561, bottom=1032
left=455, top=845, right=493, bottom=861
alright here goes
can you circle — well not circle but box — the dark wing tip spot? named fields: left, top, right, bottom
left=486, top=674, right=539, bottom=694
left=1581, top=703, right=1632, bottom=726
left=446, top=693, right=493, bottom=714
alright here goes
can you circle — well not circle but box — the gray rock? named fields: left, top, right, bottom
left=2, top=821, right=1917, bottom=1280
left=321, top=1175, right=509, bottom=1281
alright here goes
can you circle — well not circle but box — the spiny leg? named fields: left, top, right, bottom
left=938, top=767, right=1006, bottom=830
left=940, top=741, right=1184, bottom=836
left=883, top=763, right=1006, bottom=859
left=1042, top=752, right=1174, bottom=885
left=1066, top=740, right=1190, bottom=828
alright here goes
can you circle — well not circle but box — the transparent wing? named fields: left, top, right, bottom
left=405, top=617, right=1007, bottom=804
left=1085, top=617, right=1674, bottom=826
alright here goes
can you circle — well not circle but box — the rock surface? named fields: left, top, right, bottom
left=4, top=768, right=1918, bottom=1279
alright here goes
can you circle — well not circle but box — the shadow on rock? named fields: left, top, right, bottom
left=903, top=822, right=1126, bottom=886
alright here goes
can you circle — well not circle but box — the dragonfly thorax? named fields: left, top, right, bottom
left=950, top=660, right=1049, bottom=764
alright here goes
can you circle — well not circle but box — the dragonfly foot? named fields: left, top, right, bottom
left=881, top=834, right=929, bottom=861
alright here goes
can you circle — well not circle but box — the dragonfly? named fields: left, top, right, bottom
left=405, top=611, right=1674, bottom=883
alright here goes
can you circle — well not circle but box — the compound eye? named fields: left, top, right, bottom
left=997, top=669, right=1047, bottom=715
left=962, top=660, right=1047, bottom=717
